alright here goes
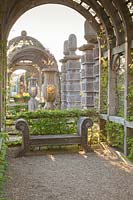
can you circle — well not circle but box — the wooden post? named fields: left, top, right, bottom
left=0, top=30, right=2, bottom=131
left=124, top=40, right=133, bottom=155
left=0, top=28, right=7, bottom=131
left=107, top=47, right=117, bottom=116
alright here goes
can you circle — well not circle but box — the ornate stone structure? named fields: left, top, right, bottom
left=42, top=66, right=58, bottom=110
left=60, top=40, right=69, bottom=109
left=79, top=20, right=98, bottom=109
left=60, top=34, right=81, bottom=109
left=7, top=31, right=60, bottom=106
left=28, top=77, right=39, bottom=111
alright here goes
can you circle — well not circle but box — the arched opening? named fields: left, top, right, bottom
left=0, top=1, right=133, bottom=199
left=0, top=0, right=132, bottom=156
left=7, top=29, right=60, bottom=109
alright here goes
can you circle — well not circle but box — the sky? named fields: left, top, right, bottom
left=8, top=4, right=86, bottom=70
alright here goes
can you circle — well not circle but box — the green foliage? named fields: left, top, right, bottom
left=0, top=133, right=7, bottom=197
left=6, top=104, right=28, bottom=131
left=16, top=108, right=98, bottom=119
left=127, top=50, right=133, bottom=120
left=105, top=121, right=124, bottom=150
left=29, top=117, right=77, bottom=135
left=6, top=104, right=28, bottom=117
left=0, top=74, right=3, bottom=83
left=115, top=56, right=125, bottom=117
left=127, top=81, right=133, bottom=121
left=7, top=138, right=22, bottom=147
left=100, top=57, right=108, bottom=113
left=105, top=121, right=133, bottom=162
left=17, top=109, right=98, bottom=135
left=88, top=123, right=106, bottom=145
left=7, top=108, right=98, bottom=135
left=127, top=137, right=133, bottom=162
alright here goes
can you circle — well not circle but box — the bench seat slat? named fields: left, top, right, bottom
left=30, top=134, right=81, bottom=146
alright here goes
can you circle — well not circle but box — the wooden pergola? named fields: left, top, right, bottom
left=0, top=0, right=132, bottom=155
left=7, top=30, right=58, bottom=98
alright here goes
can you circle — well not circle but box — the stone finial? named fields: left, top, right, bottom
left=84, top=20, right=97, bottom=43
left=68, top=34, right=77, bottom=55
left=63, top=40, right=69, bottom=56
left=21, top=30, right=27, bottom=37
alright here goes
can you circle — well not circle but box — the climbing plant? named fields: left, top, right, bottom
left=127, top=81, right=133, bottom=121
left=100, top=57, right=108, bottom=113
left=115, top=55, right=125, bottom=117
left=105, top=121, right=133, bottom=162
left=127, top=51, right=133, bottom=121
left=7, top=108, right=99, bottom=135
left=127, top=136, right=133, bottom=162
left=0, top=132, right=8, bottom=198
left=105, top=121, right=124, bottom=150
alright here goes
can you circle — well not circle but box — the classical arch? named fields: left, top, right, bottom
left=3, top=1, right=132, bottom=46
left=7, top=30, right=59, bottom=101
left=7, top=30, right=58, bottom=70
left=0, top=0, right=132, bottom=155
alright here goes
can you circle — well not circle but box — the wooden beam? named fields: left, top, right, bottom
left=100, top=114, right=133, bottom=129
left=103, top=43, right=125, bottom=57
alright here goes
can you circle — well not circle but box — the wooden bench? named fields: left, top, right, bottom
left=15, top=117, right=93, bottom=156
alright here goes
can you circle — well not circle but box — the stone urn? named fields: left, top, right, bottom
left=42, top=69, right=57, bottom=110
left=28, top=77, right=38, bottom=111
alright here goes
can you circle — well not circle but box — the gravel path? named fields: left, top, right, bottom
left=3, top=148, right=133, bottom=200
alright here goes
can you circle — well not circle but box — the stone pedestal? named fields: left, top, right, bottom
left=42, top=69, right=57, bottom=110
left=28, top=78, right=38, bottom=111
left=60, top=34, right=81, bottom=109
left=66, top=57, right=81, bottom=108
left=79, top=20, right=98, bottom=109
left=60, top=40, right=69, bottom=109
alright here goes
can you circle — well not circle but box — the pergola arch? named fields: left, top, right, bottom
left=3, top=0, right=132, bottom=48
left=112, top=0, right=133, bottom=41
left=0, top=0, right=132, bottom=155
left=7, top=31, right=59, bottom=99
left=7, top=31, right=58, bottom=72
left=8, top=47, right=56, bottom=69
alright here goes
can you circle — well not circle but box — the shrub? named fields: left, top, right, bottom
left=105, top=121, right=124, bottom=150
left=15, top=108, right=99, bottom=135
left=0, top=133, right=8, bottom=197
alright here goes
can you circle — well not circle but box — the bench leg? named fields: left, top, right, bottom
left=82, top=144, right=93, bottom=153
left=16, top=144, right=30, bottom=157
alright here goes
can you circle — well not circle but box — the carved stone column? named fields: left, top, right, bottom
left=79, top=20, right=98, bottom=109
left=93, top=43, right=100, bottom=109
left=65, top=34, right=81, bottom=109
left=60, top=40, right=69, bottom=109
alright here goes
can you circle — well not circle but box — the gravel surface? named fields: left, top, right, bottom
left=2, top=147, right=133, bottom=200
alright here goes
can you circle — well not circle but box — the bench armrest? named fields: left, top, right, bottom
left=77, top=117, right=93, bottom=151
left=15, top=118, right=30, bottom=155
